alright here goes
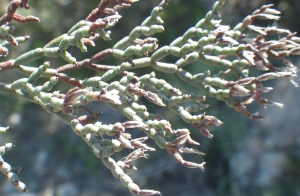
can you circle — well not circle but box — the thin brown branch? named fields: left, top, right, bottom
left=0, top=0, right=39, bottom=26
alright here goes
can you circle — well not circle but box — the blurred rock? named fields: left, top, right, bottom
left=33, top=150, right=49, bottom=175
left=56, top=182, right=78, bottom=196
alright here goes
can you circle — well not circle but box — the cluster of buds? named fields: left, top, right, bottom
left=0, top=126, right=27, bottom=192
left=0, top=0, right=299, bottom=195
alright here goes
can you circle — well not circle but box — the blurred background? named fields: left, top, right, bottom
left=0, top=0, right=300, bottom=195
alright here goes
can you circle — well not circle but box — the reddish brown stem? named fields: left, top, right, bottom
left=89, top=49, right=113, bottom=63
left=0, top=60, right=15, bottom=71
left=57, top=60, right=89, bottom=73
left=57, top=49, right=113, bottom=73
left=0, top=0, right=37, bottom=26
left=85, top=0, right=110, bottom=22
left=85, top=0, right=134, bottom=22
left=56, top=73, right=82, bottom=87
left=87, top=64, right=115, bottom=72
